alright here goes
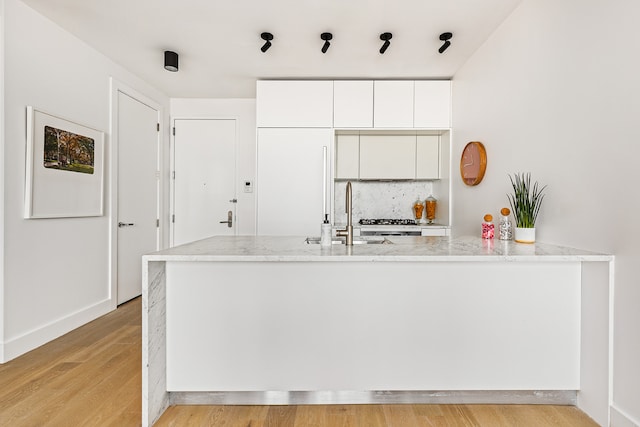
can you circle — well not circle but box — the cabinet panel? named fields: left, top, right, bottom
left=256, top=81, right=333, bottom=127
left=373, top=81, right=414, bottom=128
left=359, top=135, right=416, bottom=180
left=335, top=134, right=359, bottom=179
left=416, top=135, right=440, bottom=179
left=257, top=128, right=332, bottom=235
left=414, top=81, right=451, bottom=128
left=333, top=81, right=373, bottom=128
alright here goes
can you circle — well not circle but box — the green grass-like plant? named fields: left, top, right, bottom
left=507, top=172, right=546, bottom=228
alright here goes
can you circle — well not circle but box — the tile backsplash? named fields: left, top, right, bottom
left=333, top=181, right=436, bottom=225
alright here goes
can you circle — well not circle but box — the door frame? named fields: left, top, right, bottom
left=109, top=78, right=164, bottom=308
left=170, top=117, right=240, bottom=247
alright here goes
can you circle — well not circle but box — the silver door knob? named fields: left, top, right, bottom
left=219, top=210, right=233, bottom=228
left=118, top=222, right=134, bottom=228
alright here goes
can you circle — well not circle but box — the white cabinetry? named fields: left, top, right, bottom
left=335, top=134, right=359, bottom=179
left=333, top=81, right=373, bottom=128
left=256, top=80, right=333, bottom=127
left=257, top=128, right=332, bottom=235
left=414, top=81, right=451, bottom=128
left=373, top=81, right=414, bottom=128
left=359, top=135, right=416, bottom=180
left=416, top=135, right=440, bottom=179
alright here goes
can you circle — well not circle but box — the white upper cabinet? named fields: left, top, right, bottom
left=373, top=81, right=415, bottom=128
left=416, top=135, right=440, bottom=179
left=333, top=81, right=374, bottom=128
left=359, top=134, right=416, bottom=180
left=414, top=81, right=452, bottom=128
left=256, top=80, right=334, bottom=127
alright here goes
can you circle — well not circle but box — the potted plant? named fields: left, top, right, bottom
left=507, top=172, right=547, bottom=243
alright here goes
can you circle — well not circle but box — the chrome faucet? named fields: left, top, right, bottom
left=336, top=181, right=354, bottom=245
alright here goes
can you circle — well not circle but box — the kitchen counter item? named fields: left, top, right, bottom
left=425, top=195, right=437, bottom=224
left=482, top=214, right=494, bottom=239
left=413, top=199, right=424, bottom=221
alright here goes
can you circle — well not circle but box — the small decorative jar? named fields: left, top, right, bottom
left=413, top=198, right=425, bottom=222
left=482, top=214, right=495, bottom=239
left=499, top=207, right=513, bottom=240
left=425, top=195, right=437, bottom=224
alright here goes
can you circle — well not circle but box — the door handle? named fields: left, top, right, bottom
left=219, top=211, right=233, bottom=228
left=118, top=222, right=134, bottom=228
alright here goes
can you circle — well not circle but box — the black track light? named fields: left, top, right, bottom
left=439, top=32, right=453, bottom=54
left=164, top=51, right=178, bottom=72
left=321, top=32, right=333, bottom=53
left=379, top=32, right=392, bottom=54
left=261, top=32, right=273, bottom=53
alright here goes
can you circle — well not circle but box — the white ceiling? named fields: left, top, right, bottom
left=18, top=0, right=523, bottom=98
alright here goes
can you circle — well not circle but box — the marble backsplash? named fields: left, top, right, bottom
left=333, top=180, right=436, bottom=225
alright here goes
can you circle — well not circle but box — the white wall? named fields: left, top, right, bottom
left=170, top=98, right=257, bottom=235
left=1, top=0, right=169, bottom=362
left=452, top=0, right=640, bottom=424
left=0, top=0, right=5, bottom=355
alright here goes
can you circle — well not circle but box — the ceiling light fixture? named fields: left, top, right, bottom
left=438, top=32, right=453, bottom=54
left=260, top=32, right=273, bottom=53
left=164, top=50, right=179, bottom=72
left=321, top=32, right=333, bottom=53
left=379, top=32, right=392, bottom=54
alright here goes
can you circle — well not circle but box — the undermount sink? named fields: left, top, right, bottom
left=305, top=236, right=392, bottom=245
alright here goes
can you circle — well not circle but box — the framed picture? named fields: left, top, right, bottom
left=24, top=106, right=105, bottom=218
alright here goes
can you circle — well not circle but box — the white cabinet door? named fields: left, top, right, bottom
left=257, top=128, right=332, bottom=235
left=333, top=81, right=373, bottom=128
left=373, top=81, right=414, bottom=128
left=359, top=135, right=416, bottom=180
left=256, top=81, right=334, bottom=127
left=416, top=135, right=440, bottom=179
left=335, top=134, right=359, bottom=179
left=414, top=81, right=451, bottom=128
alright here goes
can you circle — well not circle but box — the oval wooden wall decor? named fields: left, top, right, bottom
left=460, top=141, right=487, bottom=186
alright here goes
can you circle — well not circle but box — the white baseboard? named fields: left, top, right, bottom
left=1, top=298, right=114, bottom=363
left=611, top=405, right=640, bottom=427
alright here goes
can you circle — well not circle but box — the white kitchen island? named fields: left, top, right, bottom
left=142, top=236, right=613, bottom=426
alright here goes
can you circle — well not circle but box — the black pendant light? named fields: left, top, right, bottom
left=164, top=51, right=178, bottom=72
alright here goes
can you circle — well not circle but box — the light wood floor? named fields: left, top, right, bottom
left=0, top=297, right=599, bottom=427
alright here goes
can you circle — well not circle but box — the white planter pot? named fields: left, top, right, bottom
left=515, top=227, right=536, bottom=243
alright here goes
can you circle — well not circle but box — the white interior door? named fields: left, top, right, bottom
left=117, top=91, right=159, bottom=304
left=173, top=119, right=236, bottom=246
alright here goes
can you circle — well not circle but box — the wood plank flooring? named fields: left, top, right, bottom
left=0, top=297, right=599, bottom=426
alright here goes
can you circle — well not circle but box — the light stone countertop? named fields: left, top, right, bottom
left=143, top=235, right=612, bottom=263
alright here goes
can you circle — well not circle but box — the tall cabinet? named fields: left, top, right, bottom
left=257, top=129, right=332, bottom=235
left=256, top=81, right=333, bottom=236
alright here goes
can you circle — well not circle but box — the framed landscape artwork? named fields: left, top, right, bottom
left=24, top=106, right=105, bottom=218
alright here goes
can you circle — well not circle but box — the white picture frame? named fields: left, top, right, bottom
left=24, top=106, right=105, bottom=218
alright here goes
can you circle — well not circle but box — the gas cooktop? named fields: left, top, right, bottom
left=358, top=219, right=418, bottom=226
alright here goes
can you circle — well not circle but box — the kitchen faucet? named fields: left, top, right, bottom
left=336, top=181, right=354, bottom=245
